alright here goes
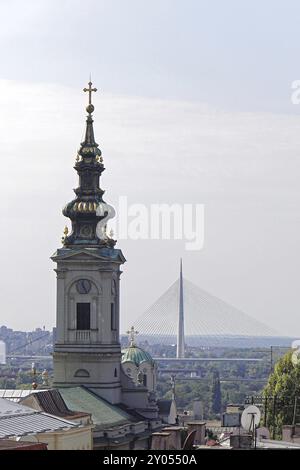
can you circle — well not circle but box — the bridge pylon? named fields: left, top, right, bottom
left=176, top=258, right=185, bottom=358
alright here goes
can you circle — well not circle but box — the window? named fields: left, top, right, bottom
left=111, top=303, right=117, bottom=331
left=74, top=369, right=90, bottom=378
left=143, top=374, right=147, bottom=387
left=76, top=303, right=90, bottom=330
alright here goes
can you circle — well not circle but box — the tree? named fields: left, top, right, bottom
left=263, top=351, right=300, bottom=438
left=211, top=370, right=222, bottom=416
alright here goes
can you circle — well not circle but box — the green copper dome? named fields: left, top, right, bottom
left=121, top=345, right=155, bottom=367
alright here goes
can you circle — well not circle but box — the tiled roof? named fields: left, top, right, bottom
left=0, top=439, right=47, bottom=450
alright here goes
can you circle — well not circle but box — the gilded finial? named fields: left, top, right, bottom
left=61, top=226, right=69, bottom=244
left=83, top=79, right=97, bottom=114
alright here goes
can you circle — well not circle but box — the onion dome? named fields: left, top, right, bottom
left=122, top=326, right=155, bottom=367
left=122, top=345, right=155, bottom=367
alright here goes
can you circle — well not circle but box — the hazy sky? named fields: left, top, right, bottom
left=0, top=0, right=300, bottom=336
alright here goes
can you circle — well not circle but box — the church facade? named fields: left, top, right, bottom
left=51, top=82, right=159, bottom=423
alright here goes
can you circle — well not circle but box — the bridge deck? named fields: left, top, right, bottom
left=154, top=357, right=263, bottom=362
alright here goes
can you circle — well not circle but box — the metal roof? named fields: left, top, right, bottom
left=0, top=389, right=88, bottom=419
left=0, top=398, right=78, bottom=438
left=0, top=397, right=34, bottom=416
left=59, top=387, right=135, bottom=429
left=21, top=389, right=90, bottom=420
left=34, top=389, right=75, bottom=417
left=0, top=389, right=43, bottom=402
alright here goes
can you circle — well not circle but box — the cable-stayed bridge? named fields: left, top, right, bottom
left=129, top=261, right=289, bottom=358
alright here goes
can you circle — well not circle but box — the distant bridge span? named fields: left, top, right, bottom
left=172, top=377, right=267, bottom=383
left=154, top=357, right=263, bottom=362
left=5, top=355, right=263, bottom=363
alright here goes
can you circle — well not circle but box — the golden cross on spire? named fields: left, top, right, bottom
left=126, top=326, right=138, bottom=347
left=83, top=80, right=97, bottom=105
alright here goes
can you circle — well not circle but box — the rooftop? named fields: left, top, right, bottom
left=0, top=397, right=78, bottom=439
left=0, top=439, right=47, bottom=450
left=0, top=389, right=43, bottom=403
left=21, top=389, right=90, bottom=420
left=58, top=387, right=138, bottom=430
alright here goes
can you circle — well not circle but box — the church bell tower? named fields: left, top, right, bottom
left=52, top=81, right=125, bottom=404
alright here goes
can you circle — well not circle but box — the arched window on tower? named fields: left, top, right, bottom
left=74, top=369, right=90, bottom=378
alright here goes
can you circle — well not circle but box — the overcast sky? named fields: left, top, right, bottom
left=0, top=0, right=300, bottom=336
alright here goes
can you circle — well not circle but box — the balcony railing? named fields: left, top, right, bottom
left=75, top=330, right=91, bottom=342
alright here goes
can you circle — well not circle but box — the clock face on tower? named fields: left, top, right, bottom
left=76, top=279, right=92, bottom=294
